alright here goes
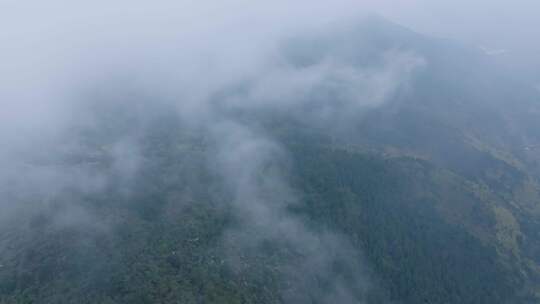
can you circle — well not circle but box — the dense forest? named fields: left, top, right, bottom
left=1, top=16, right=540, bottom=304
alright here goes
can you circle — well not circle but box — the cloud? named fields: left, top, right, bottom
left=0, top=1, right=430, bottom=302
left=208, top=120, right=372, bottom=302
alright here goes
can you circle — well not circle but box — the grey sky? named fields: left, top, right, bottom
left=3, top=1, right=538, bottom=51
left=2, top=0, right=538, bottom=80
left=373, top=0, right=538, bottom=47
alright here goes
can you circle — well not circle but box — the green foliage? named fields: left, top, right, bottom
left=0, top=121, right=525, bottom=303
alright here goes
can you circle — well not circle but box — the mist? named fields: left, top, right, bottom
left=2, top=0, right=538, bottom=140
left=0, top=1, right=410, bottom=302
left=1, top=1, right=539, bottom=303
left=0, top=0, right=417, bottom=215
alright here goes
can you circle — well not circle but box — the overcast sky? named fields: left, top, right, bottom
left=373, top=0, right=538, bottom=48
left=2, top=0, right=538, bottom=48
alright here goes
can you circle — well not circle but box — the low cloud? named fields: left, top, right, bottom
left=0, top=1, right=427, bottom=302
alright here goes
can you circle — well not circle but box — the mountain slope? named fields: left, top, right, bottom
left=1, top=17, right=540, bottom=303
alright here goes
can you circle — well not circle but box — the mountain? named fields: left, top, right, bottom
left=1, top=17, right=540, bottom=303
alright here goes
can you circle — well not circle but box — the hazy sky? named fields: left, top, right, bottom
left=2, top=1, right=538, bottom=76
left=2, top=0, right=538, bottom=48
left=374, top=0, right=539, bottom=48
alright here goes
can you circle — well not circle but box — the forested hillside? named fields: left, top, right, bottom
left=1, top=16, right=540, bottom=304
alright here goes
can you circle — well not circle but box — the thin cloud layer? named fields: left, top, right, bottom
left=4, top=1, right=535, bottom=303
